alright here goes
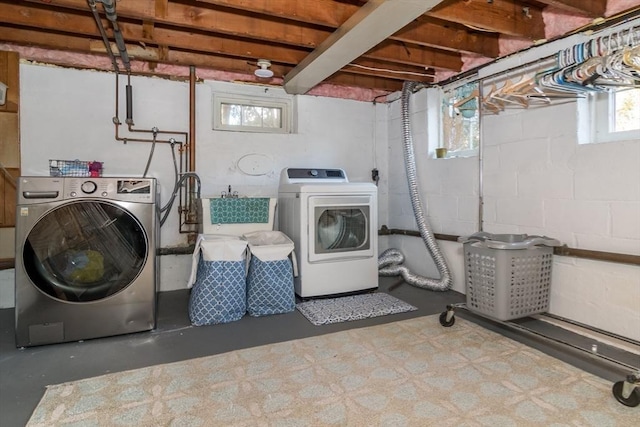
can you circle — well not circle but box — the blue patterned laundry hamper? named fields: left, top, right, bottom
left=243, top=231, right=297, bottom=317
left=187, top=235, right=248, bottom=325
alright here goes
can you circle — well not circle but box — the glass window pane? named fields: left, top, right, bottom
left=316, top=208, right=369, bottom=252
left=262, top=107, right=282, bottom=128
left=442, top=83, right=479, bottom=153
left=221, top=103, right=241, bottom=126
left=242, top=105, right=263, bottom=127
left=23, top=202, right=147, bottom=302
left=214, top=95, right=292, bottom=133
left=613, top=88, right=640, bottom=132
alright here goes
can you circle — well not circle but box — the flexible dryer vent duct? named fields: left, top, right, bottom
left=378, top=81, right=452, bottom=291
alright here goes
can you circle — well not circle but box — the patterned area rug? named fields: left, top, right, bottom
left=28, top=316, right=637, bottom=426
left=296, top=292, right=417, bottom=325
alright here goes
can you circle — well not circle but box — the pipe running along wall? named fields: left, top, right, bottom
left=90, top=0, right=200, bottom=237
left=378, top=81, right=452, bottom=291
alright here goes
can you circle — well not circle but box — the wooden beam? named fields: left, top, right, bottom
left=284, top=0, right=445, bottom=94
left=393, top=17, right=499, bottom=57
left=0, top=27, right=93, bottom=53
left=0, top=27, right=403, bottom=92
left=196, top=0, right=499, bottom=57
left=365, top=40, right=462, bottom=71
left=24, top=0, right=328, bottom=49
left=21, top=0, right=492, bottom=59
left=342, top=59, right=434, bottom=82
left=195, top=0, right=358, bottom=28
left=4, top=2, right=463, bottom=72
left=428, top=0, right=545, bottom=40
left=533, top=0, right=607, bottom=18
left=1, top=2, right=100, bottom=36
left=155, top=0, right=168, bottom=19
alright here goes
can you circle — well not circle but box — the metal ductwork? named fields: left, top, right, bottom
left=378, top=81, right=452, bottom=291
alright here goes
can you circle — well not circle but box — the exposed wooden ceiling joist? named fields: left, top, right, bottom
left=534, top=1, right=607, bottom=18
left=1, top=0, right=635, bottom=97
left=429, top=0, right=546, bottom=39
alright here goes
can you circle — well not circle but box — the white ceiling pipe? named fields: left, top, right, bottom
left=283, top=0, right=444, bottom=95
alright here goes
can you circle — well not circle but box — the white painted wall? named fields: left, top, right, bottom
left=4, top=47, right=639, bottom=342
left=481, top=100, right=640, bottom=341
left=5, top=63, right=387, bottom=298
left=384, top=32, right=640, bottom=341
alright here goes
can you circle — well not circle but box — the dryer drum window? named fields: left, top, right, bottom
left=315, top=206, right=369, bottom=253
left=23, top=200, right=148, bottom=302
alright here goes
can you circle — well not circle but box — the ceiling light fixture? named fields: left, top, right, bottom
left=254, top=59, right=274, bottom=78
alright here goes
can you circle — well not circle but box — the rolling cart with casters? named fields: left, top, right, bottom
left=440, top=232, right=640, bottom=408
left=440, top=303, right=640, bottom=407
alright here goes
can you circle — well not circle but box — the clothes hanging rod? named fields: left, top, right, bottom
left=440, top=19, right=639, bottom=90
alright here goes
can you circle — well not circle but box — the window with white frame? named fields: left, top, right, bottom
left=578, top=87, right=640, bottom=144
left=440, top=82, right=480, bottom=156
left=213, top=93, right=294, bottom=133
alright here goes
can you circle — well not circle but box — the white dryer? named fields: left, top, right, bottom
left=278, top=168, right=378, bottom=298
left=15, top=176, right=159, bottom=347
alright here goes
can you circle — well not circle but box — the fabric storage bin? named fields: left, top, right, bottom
left=187, top=234, right=248, bottom=325
left=243, top=231, right=297, bottom=317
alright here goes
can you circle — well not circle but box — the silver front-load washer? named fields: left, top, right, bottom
left=15, top=176, right=159, bottom=347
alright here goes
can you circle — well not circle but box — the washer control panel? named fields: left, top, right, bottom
left=61, top=177, right=156, bottom=203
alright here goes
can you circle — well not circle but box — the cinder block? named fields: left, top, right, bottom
left=544, top=199, right=608, bottom=236
left=611, top=202, right=640, bottom=240
left=483, top=172, right=518, bottom=197
left=496, top=198, right=544, bottom=227
left=518, top=169, right=573, bottom=199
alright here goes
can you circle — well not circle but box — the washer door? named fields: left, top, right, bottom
left=23, top=200, right=148, bottom=302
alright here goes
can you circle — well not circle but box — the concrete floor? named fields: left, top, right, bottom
left=1, top=277, right=637, bottom=427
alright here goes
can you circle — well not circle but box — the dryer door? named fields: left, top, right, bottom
left=308, top=195, right=374, bottom=263
left=22, top=200, right=148, bottom=302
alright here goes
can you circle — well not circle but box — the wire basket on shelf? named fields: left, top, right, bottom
left=49, top=159, right=103, bottom=177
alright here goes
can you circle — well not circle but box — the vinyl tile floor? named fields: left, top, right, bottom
left=1, top=277, right=638, bottom=427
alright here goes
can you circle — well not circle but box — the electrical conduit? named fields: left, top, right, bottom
left=378, top=81, right=452, bottom=291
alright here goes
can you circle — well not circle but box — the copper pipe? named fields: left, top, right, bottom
left=187, top=66, right=197, bottom=227
left=112, top=72, right=188, bottom=144
left=189, top=66, right=196, bottom=176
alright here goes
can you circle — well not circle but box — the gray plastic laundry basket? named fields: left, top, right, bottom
left=460, top=232, right=561, bottom=321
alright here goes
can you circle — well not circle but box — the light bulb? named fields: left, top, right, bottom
left=254, top=59, right=274, bottom=78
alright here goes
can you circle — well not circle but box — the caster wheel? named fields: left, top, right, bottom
left=612, top=381, right=640, bottom=407
left=439, top=311, right=455, bottom=327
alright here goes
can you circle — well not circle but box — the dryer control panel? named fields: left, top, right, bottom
left=281, top=168, right=348, bottom=183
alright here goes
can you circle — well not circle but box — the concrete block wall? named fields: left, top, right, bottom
left=3, top=64, right=387, bottom=300
left=385, top=86, right=640, bottom=340
left=5, top=60, right=639, bottom=341
left=382, top=87, right=479, bottom=295
left=482, top=102, right=640, bottom=255
left=384, top=88, right=480, bottom=236
left=481, top=100, right=640, bottom=340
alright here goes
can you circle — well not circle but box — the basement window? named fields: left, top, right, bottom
left=440, top=82, right=480, bottom=156
left=213, top=93, right=294, bottom=133
left=578, top=87, right=640, bottom=144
